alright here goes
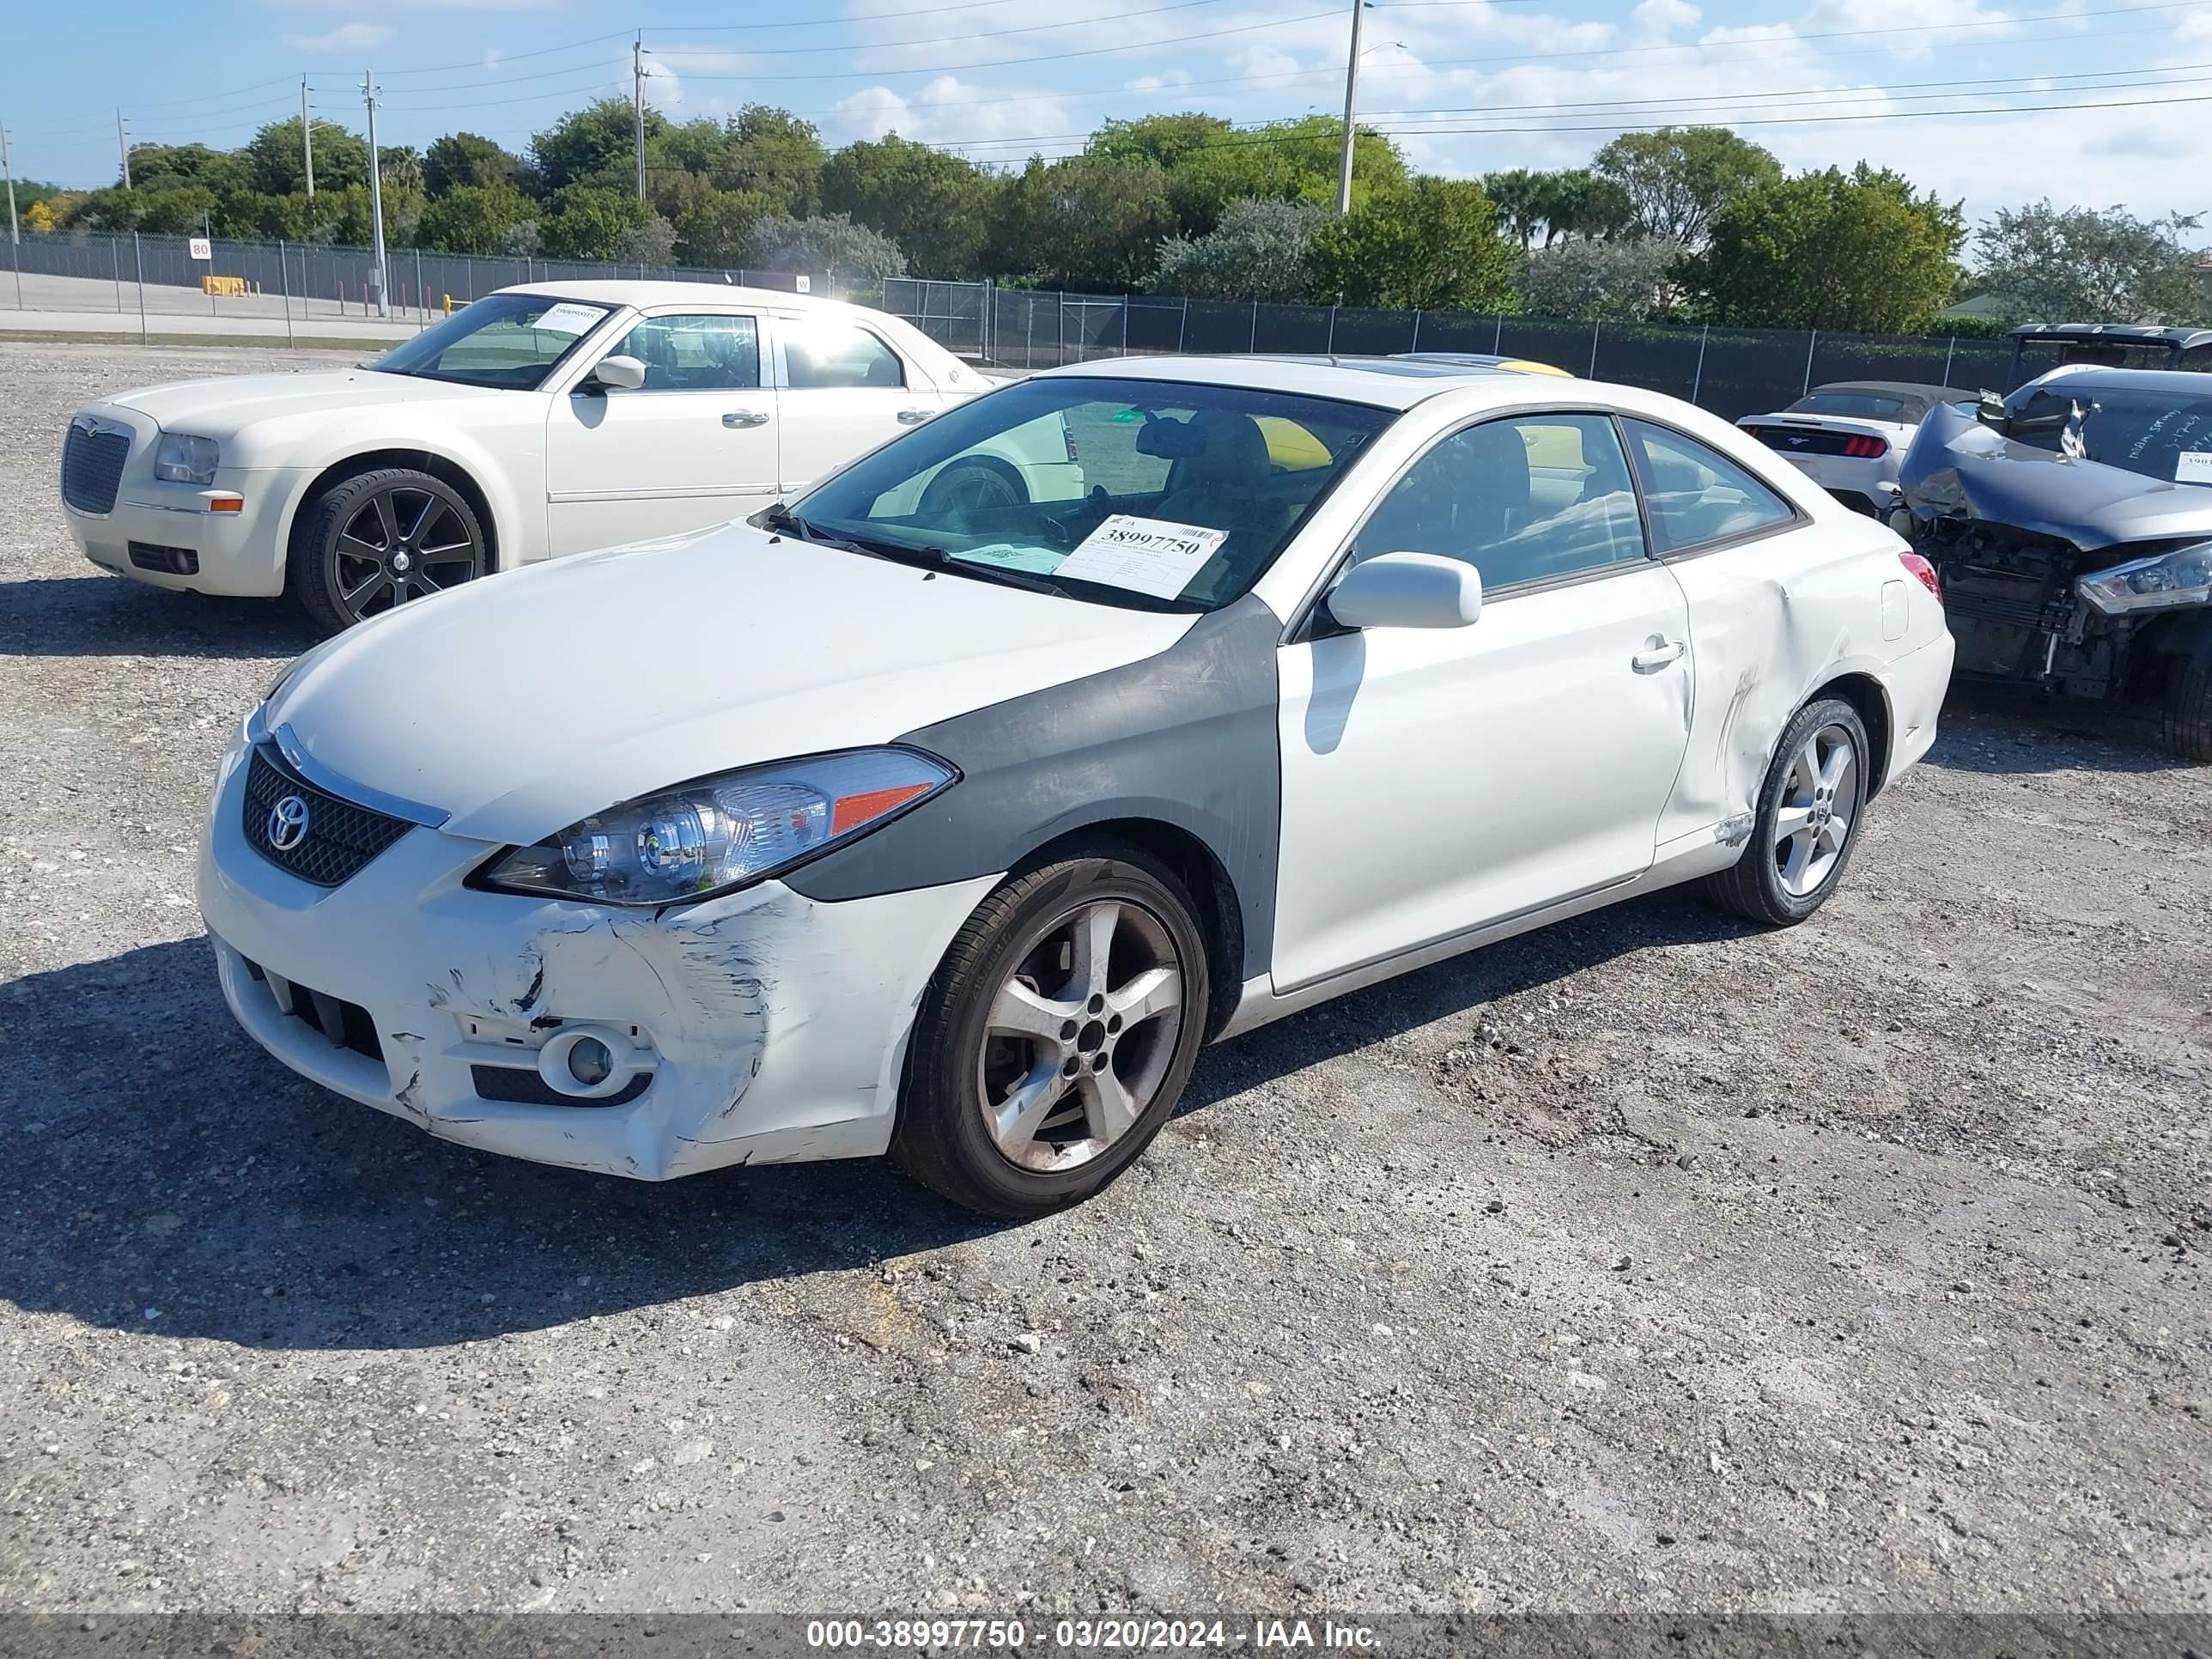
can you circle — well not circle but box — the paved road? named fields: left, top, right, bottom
left=1, top=341, right=2207, bottom=1620
left=1, top=270, right=424, bottom=342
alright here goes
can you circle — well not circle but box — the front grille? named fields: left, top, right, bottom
left=241, top=744, right=411, bottom=888
left=129, top=541, right=199, bottom=575
left=1747, top=425, right=1857, bottom=457
left=470, top=1064, right=653, bottom=1108
left=244, top=957, right=384, bottom=1063
left=62, top=423, right=130, bottom=514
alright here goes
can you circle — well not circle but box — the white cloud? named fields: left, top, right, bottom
left=282, top=21, right=391, bottom=52
left=825, top=74, right=1078, bottom=154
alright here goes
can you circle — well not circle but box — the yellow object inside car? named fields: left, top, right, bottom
left=1499, top=357, right=1571, bottom=378
left=1255, top=416, right=1335, bottom=472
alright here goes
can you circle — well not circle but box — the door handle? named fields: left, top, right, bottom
left=896, top=407, right=935, bottom=425
left=1632, top=638, right=1687, bottom=673
left=722, top=410, right=770, bottom=428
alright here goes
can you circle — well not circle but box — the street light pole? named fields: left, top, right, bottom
left=302, top=77, right=315, bottom=203
left=117, top=109, right=131, bottom=188
left=362, top=67, right=387, bottom=318
left=2, top=124, right=19, bottom=246
left=1335, top=0, right=1365, bottom=216
left=632, top=34, right=647, bottom=201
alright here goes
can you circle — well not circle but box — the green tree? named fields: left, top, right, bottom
left=1972, top=201, right=2206, bottom=324
left=614, top=215, right=679, bottom=268
left=1541, top=169, right=1635, bottom=243
left=1520, top=236, right=1687, bottom=321
left=246, top=117, right=369, bottom=196
left=1482, top=168, right=1550, bottom=248
left=1591, top=127, right=1783, bottom=245
left=1146, top=198, right=1324, bottom=301
left=538, top=185, right=655, bottom=259
left=821, top=134, right=994, bottom=276
left=423, top=132, right=521, bottom=198
left=416, top=182, right=537, bottom=254
left=988, top=155, right=1176, bottom=291
left=1685, top=164, right=1963, bottom=331
left=1308, top=178, right=1519, bottom=310
left=714, top=106, right=825, bottom=214
left=378, top=146, right=425, bottom=196
left=670, top=185, right=775, bottom=265
left=532, top=99, right=665, bottom=195
left=744, top=212, right=907, bottom=280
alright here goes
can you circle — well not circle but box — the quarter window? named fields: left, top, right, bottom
left=785, top=322, right=907, bottom=390
left=607, top=313, right=761, bottom=391
left=1623, top=419, right=1796, bottom=554
left=1351, top=413, right=1646, bottom=591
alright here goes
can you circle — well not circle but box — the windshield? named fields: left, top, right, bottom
left=2008, top=386, right=2212, bottom=484
left=1790, top=390, right=1914, bottom=422
left=368, top=293, right=613, bottom=391
left=788, top=377, right=1393, bottom=611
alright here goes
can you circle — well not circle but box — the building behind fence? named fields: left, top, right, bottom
left=6, top=228, right=2025, bottom=423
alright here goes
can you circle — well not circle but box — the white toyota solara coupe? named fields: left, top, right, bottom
left=198, top=356, right=1955, bottom=1218
left=59, top=281, right=1072, bottom=632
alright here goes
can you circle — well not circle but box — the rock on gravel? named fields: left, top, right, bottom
left=0, top=341, right=2208, bottom=1618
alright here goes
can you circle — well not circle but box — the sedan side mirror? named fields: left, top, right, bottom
left=587, top=355, right=647, bottom=392
left=1326, top=551, right=1483, bottom=630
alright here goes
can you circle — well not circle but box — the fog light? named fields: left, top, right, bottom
left=567, top=1036, right=614, bottom=1087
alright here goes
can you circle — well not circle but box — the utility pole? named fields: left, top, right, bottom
left=362, top=67, right=387, bottom=318
left=1335, top=0, right=1364, bottom=216
left=3, top=124, right=19, bottom=245
left=117, top=109, right=131, bottom=188
left=301, top=77, right=315, bottom=202
left=632, top=34, right=647, bottom=201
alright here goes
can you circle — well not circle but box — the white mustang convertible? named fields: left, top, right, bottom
left=58, top=281, right=1057, bottom=632
left=198, top=356, right=1955, bottom=1217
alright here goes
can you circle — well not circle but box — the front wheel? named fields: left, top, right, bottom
left=1702, top=697, right=1870, bottom=926
left=891, top=843, right=1211, bottom=1219
left=2160, top=635, right=2212, bottom=763
left=289, top=467, right=487, bottom=635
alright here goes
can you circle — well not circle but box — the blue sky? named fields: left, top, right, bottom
left=7, top=0, right=2210, bottom=234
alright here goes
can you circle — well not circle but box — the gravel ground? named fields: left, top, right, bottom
left=1, top=341, right=2207, bottom=1620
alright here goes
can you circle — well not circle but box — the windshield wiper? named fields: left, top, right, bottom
left=756, top=501, right=877, bottom=556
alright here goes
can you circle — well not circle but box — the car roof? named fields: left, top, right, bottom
left=1803, top=380, right=1977, bottom=402
left=1026, top=353, right=1593, bottom=410
left=2007, top=323, right=2212, bottom=349
left=489, top=278, right=864, bottom=315
left=2019, top=364, right=2212, bottom=397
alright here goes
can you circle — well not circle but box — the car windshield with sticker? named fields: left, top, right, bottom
left=787, top=377, right=1394, bottom=611
left=368, top=292, right=613, bottom=392
left=2007, top=386, right=2212, bottom=484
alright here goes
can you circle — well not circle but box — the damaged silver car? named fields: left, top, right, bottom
left=1897, top=365, right=2212, bottom=760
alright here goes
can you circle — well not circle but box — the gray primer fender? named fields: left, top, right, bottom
left=786, top=592, right=1283, bottom=980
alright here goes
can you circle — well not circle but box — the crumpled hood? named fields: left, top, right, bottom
left=1899, top=400, right=2212, bottom=551
left=264, top=522, right=1194, bottom=848
left=110, top=369, right=484, bottom=438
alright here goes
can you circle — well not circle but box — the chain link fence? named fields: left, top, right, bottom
left=877, top=279, right=2021, bottom=422
left=2, top=228, right=820, bottom=332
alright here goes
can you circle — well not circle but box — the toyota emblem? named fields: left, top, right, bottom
left=267, top=794, right=312, bottom=852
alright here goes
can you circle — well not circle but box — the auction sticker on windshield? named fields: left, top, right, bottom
left=2175, top=452, right=2212, bottom=484
left=530, top=303, right=609, bottom=337
left=1051, top=514, right=1229, bottom=599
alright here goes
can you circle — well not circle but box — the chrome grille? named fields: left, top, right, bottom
left=241, top=744, right=411, bottom=888
left=61, top=422, right=131, bottom=514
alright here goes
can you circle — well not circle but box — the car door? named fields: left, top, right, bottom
left=770, top=314, right=945, bottom=495
left=1271, top=411, right=1695, bottom=993
left=543, top=309, right=777, bottom=557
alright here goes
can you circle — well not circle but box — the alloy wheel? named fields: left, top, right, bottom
left=332, top=484, right=483, bottom=620
left=975, top=898, right=1185, bottom=1174
left=1773, top=721, right=1858, bottom=897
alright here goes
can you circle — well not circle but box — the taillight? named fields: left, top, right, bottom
left=1843, top=434, right=1889, bottom=459
left=1899, top=550, right=1942, bottom=599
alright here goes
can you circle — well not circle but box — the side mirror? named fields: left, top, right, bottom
left=1326, top=551, right=1483, bottom=630
left=1973, top=390, right=2007, bottom=430
left=587, top=355, right=647, bottom=392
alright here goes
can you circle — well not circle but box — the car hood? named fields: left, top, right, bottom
left=1897, top=400, right=2212, bottom=551
left=264, top=522, right=1196, bottom=848
left=108, top=369, right=489, bottom=437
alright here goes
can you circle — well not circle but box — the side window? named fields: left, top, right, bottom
left=1350, top=413, right=1645, bottom=591
left=607, top=313, right=760, bottom=392
left=1624, top=419, right=1796, bottom=554
left=785, top=322, right=906, bottom=390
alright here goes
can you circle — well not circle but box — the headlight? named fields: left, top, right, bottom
left=2076, top=542, right=2212, bottom=614
left=475, top=747, right=957, bottom=907
left=154, top=432, right=221, bottom=485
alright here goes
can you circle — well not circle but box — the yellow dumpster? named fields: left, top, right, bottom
left=201, top=275, right=248, bottom=298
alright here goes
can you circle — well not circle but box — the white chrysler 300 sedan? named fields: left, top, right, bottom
left=198, top=356, right=1955, bottom=1218
left=60, top=281, right=1075, bottom=632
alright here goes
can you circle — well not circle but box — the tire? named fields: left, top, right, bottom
left=917, top=455, right=1029, bottom=518
left=1702, top=696, right=1871, bottom=927
left=289, top=467, right=488, bottom=635
left=891, top=841, right=1211, bottom=1219
left=2159, top=637, right=2212, bottom=763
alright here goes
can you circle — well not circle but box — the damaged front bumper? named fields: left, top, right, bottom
left=195, top=721, right=996, bottom=1180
